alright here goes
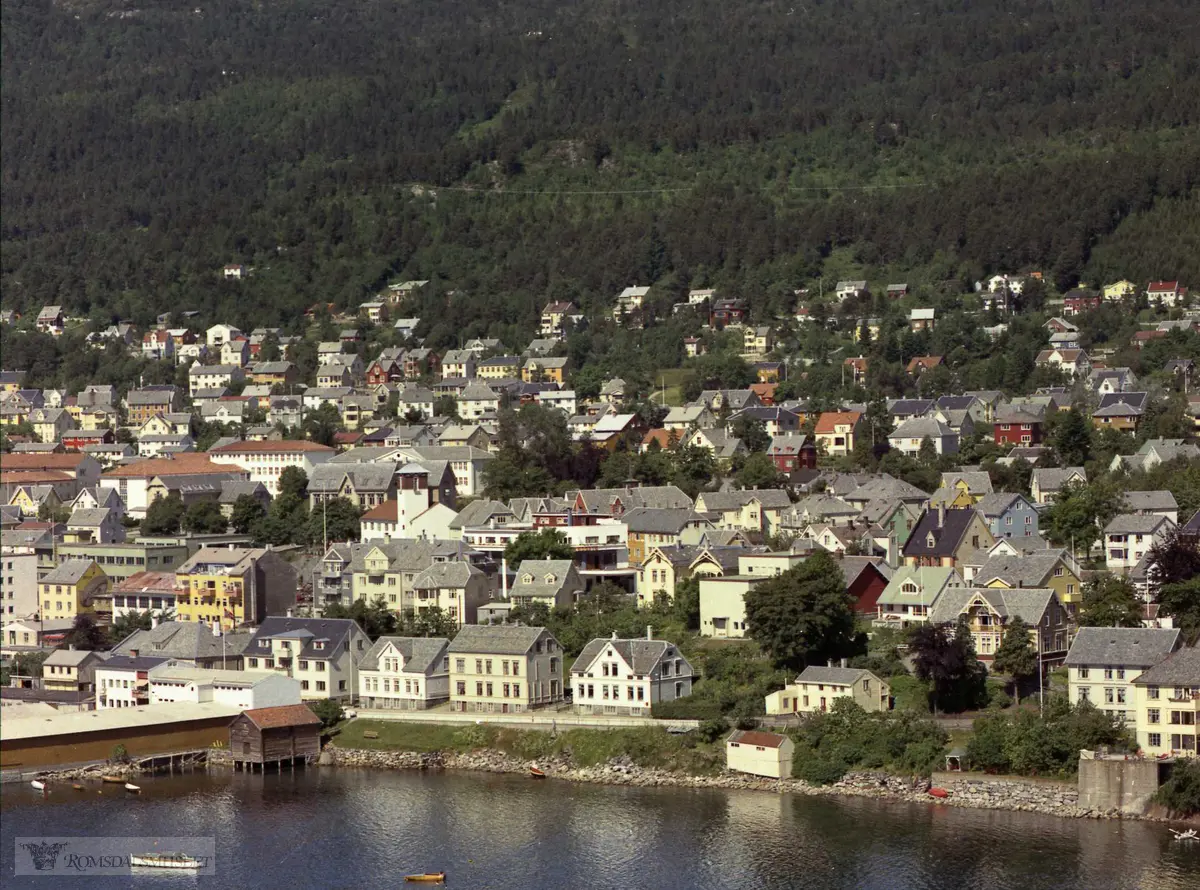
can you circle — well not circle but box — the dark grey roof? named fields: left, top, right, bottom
left=1033, top=467, right=1087, bottom=491
left=699, top=489, right=791, bottom=511
left=571, top=637, right=691, bottom=676
left=930, top=587, right=1056, bottom=626
left=796, top=666, right=875, bottom=686
left=843, top=475, right=928, bottom=503
left=309, top=462, right=396, bottom=493
left=1064, top=628, right=1181, bottom=668
left=95, top=654, right=173, bottom=672
left=1133, top=646, right=1200, bottom=687
left=975, top=492, right=1032, bottom=518
left=412, top=561, right=482, bottom=589
left=447, top=625, right=557, bottom=655
left=976, top=551, right=1067, bottom=587
left=246, top=617, right=365, bottom=659
left=902, top=509, right=981, bottom=558
left=358, top=636, right=450, bottom=674
left=1098, top=391, right=1149, bottom=411
left=622, top=507, right=707, bottom=535
left=39, top=558, right=98, bottom=585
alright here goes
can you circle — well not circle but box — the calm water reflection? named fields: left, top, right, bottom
left=2, top=768, right=1197, bottom=888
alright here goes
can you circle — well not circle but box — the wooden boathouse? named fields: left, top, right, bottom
left=229, top=704, right=322, bottom=772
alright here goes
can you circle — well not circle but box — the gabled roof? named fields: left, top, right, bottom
left=39, top=558, right=98, bottom=585
left=902, top=509, right=981, bottom=558
left=1032, top=467, right=1086, bottom=490
left=622, top=507, right=707, bottom=535
left=727, top=729, right=789, bottom=748
left=930, top=586, right=1057, bottom=627
left=1064, top=627, right=1181, bottom=668
left=796, top=665, right=875, bottom=686
left=447, top=625, right=556, bottom=655
left=1104, top=513, right=1173, bottom=535
left=359, top=636, right=450, bottom=674
left=240, top=704, right=323, bottom=730
left=976, top=551, right=1070, bottom=588
left=571, top=637, right=689, bottom=676
left=1132, top=646, right=1200, bottom=687
left=1122, top=490, right=1178, bottom=513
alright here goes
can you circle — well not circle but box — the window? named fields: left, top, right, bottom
left=1105, top=668, right=1114, bottom=680
left=485, top=682, right=493, bottom=697
left=249, top=658, right=258, bottom=668
left=301, top=680, right=309, bottom=691
left=512, top=662, right=520, bottom=677
left=299, top=660, right=309, bottom=671
left=1148, top=686, right=1160, bottom=700
left=1079, top=667, right=1089, bottom=679
left=456, top=658, right=465, bottom=673
left=512, top=683, right=520, bottom=698
left=1148, top=709, right=1160, bottom=725
left=1149, top=733, right=1161, bottom=748
left=456, top=681, right=466, bottom=695
left=475, top=659, right=483, bottom=674
left=475, top=682, right=483, bottom=696
left=316, top=681, right=326, bottom=692
left=315, top=661, right=325, bottom=672
left=1116, top=688, right=1126, bottom=704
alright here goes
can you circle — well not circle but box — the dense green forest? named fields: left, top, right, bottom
left=2, top=0, right=1199, bottom=334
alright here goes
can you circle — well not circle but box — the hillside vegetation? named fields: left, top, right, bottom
left=3, top=0, right=1199, bottom=332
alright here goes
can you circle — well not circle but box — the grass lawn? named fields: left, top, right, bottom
left=337, top=720, right=473, bottom=752
left=652, top=367, right=694, bottom=407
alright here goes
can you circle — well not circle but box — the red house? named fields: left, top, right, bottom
left=366, top=359, right=403, bottom=386
left=840, top=557, right=890, bottom=617
left=767, top=434, right=818, bottom=473
left=1062, top=288, right=1102, bottom=316
left=709, top=298, right=747, bottom=328
left=993, top=409, right=1044, bottom=446
left=61, top=429, right=115, bottom=452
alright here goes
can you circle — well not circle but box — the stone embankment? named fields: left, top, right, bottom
left=324, top=745, right=1131, bottom=820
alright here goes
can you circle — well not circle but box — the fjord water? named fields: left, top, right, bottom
left=2, top=769, right=1197, bottom=889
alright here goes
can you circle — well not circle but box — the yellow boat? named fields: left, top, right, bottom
left=101, top=775, right=124, bottom=783
left=404, top=873, right=445, bottom=883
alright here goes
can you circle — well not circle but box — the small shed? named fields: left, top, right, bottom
left=229, top=704, right=322, bottom=772
left=945, top=746, right=969, bottom=772
left=725, top=730, right=794, bottom=779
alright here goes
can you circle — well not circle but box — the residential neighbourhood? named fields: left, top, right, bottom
left=2, top=273, right=1200, bottom=789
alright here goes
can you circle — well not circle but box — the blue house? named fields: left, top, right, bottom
left=976, top=492, right=1039, bottom=539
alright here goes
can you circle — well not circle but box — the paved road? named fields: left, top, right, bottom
left=350, top=707, right=698, bottom=733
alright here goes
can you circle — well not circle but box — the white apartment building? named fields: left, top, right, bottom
left=208, top=440, right=336, bottom=495
left=357, top=636, right=451, bottom=710
left=1063, top=627, right=1181, bottom=725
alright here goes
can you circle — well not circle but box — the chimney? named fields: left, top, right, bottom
left=501, top=557, right=509, bottom=599
left=937, top=502, right=946, bottom=528
left=611, top=630, right=618, bottom=640
left=286, top=608, right=293, bottom=618
left=646, top=625, right=653, bottom=641
left=69, top=644, right=76, bottom=651
left=840, top=657, right=848, bottom=668
left=130, top=648, right=139, bottom=658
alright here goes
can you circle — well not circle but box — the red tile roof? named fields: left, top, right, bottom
left=240, top=703, right=323, bottom=730
left=361, top=500, right=398, bottom=521
left=1147, top=280, right=1179, bottom=291
left=815, top=411, right=863, bottom=434
left=102, top=454, right=243, bottom=478
left=641, top=428, right=673, bottom=450
left=1, top=454, right=91, bottom=471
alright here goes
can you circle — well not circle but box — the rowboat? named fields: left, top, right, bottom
left=101, top=775, right=125, bottom=783
left=404, top=873, right=446, bottom=883
left=124, top=783, right=141, bottom=793
left=928, top=787, right=949, bottom=799
left=72, top=784, right=86, bottom=791
left=1170, top=828, right=1198, bottom=841
left=131, top=852, right=201, bottom=869
left=30, top=780, right=46, bottom=792
left=529, top=766, right=546, bottom=779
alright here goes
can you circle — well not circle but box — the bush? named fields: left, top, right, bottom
left=888, top=674, right=931, bottom=713
left=697, top=718, right=728, bottom=744
left=452, top=724, right=493, bottom=750
left=307, top=699, right=345, bottom=729
left=793, top=699, right=947, bottom=781
left=1155, top=759, right=1200, bottom=817
left=794, top=752, right=848, bottom=786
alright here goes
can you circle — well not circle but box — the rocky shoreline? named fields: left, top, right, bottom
left=321, top=745, right=1142, bottom=822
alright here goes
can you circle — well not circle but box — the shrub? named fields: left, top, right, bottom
left=307, top=699, right=344, bottom=729
left=1155, top=759, right=1200, bottom=817
left=794, top=748, right=848, bottom=785
left=697, top=718, right=728, bottom=744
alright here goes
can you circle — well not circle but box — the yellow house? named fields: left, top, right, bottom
left=38, top=558, right=108, bottom=622
left=766, top=665, right=892, bottom=716
left=42, top=649, right=107, bottom=693
left=1131, top=647, right=1200, bottom=758
left=350, top=545, right=418, bottom=615
left=9, top=484, right=63, bottom=514
left=977, top=551, right=1084, bottom=616
left=1104, top=280, right=1138, bottom=301
left=447, top=625, right=565, bottom=713
left=174, top=546, right=298, bottom=630
left=521, top=357, right=568, bottom=385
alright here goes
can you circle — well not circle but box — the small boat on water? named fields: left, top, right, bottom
left=1170, top=828, right=1198, bottom=841
left=131, top=852, right=201, bottom=869
left=404, top=873, right=446, bottom=883
left=928, top=787, right=949, bottom=799
left=30, top=780, right=46, bottom=793
left=72, top=784, right=86, bottom=791
left=124, top=783, right=141, bottom=793
left=101, top=775, right=125, bottom=783
left=529, top=766, right=546, bottom=779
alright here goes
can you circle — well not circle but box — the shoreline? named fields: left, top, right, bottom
left=320, top=745, right=1195, bottom=824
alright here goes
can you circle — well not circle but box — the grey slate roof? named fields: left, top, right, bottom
left=796, top=666, right=873, bottom=686
left=975, top=552, right=1067, bottom=588
left=309, top=462, right=396, bottom=493
left=699, top=489, right=791, bottom=511
left=111, top=621, right=255, bottom=662
left=412, top=561, right=482, bottom=589
left=571, top=637, right=690, bottom=676
left=509, top=560, right=581, bottom=601
left=1132, top=646, right=1200, bottom=687
left=1033, top=467, right=1087, bottom=491
left=358, top=636, right=450, bottom=674
left=1121, top=490, right=1178, bottom=513
left=930, top=587, right=1056, bottom=626
left=844, top=475, right=928, bottom=504
left=902, top=509, right=981, bottom=558
left=447, top=625, right=556, bottom=655
left=622, top=507, right=707, bottom=535
left=39, top=558, right=98, bottom=585
left=890, top=417, right=956, bottom=441
left=67, top=508, right=111, bottom=528
left=975, top=492, right=1028, bottom=518
left=1064, top=627, right=1181, bottom=668
left=1104, top=513, right=1173, bottom=535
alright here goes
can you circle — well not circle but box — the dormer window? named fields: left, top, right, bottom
left=522, top=574, right=533, bottom=584
left=544, top=574, right=557, bottom=583
left=926, top=533, right=935, bottom=548
left=901, top=582, right=918, bottom=595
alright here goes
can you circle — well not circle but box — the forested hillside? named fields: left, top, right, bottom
left=3, top=0, right=1199, bottom=334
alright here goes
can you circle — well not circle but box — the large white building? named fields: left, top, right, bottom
left=357, top=636, right=451, bottom=710
left=95, top=656, right=301, bottom=710
left=1, top=549, right=38, bottom=619
left=208, top=440, right=336, bottom=495
left=570, top=632, right=693, bottom=716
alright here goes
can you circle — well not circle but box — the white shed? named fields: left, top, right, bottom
left=725, top=729, right=794, bottom=779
